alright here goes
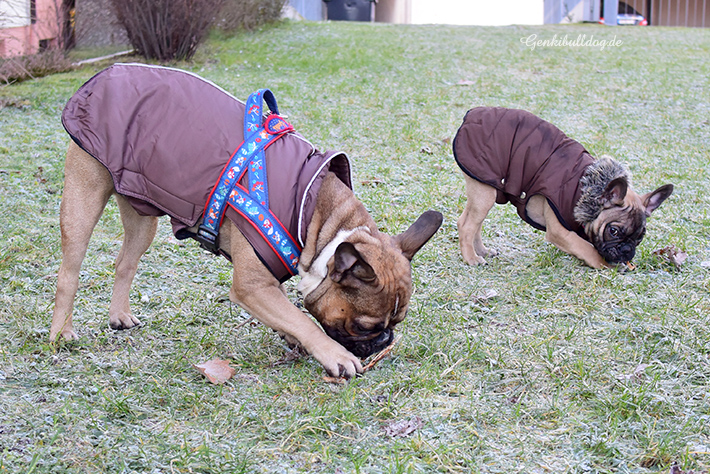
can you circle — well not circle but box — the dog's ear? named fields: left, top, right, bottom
left=331, top=242, right=376, bottom=286
left=393, top=210, right=443, bottom=261
left=642, top=184, right=674, bottom=216
left=602, top=177, right=628, bottom=207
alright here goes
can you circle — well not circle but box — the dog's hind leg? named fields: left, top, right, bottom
left=109, top=195, right=158, bottom=330
left=457, top=175, right=498, bottom=265
left=50, top=143, right=114, bottom=342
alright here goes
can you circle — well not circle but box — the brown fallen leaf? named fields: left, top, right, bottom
left=384, top=416, right=423, bottom=437
left=668, top=461, right=698, bottom=474
left=653, top=245, right=688, bottom=268
left=194, top=358, right=236, bottom=384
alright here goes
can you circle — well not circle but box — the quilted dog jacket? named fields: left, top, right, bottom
left=453, top=107, right=595, bottom=237
left=62, top=63, right=352, bottom=281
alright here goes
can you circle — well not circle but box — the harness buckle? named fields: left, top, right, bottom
left=265, top=114, right=294, bottom=135
left=195, top=225, right=220, bottom=255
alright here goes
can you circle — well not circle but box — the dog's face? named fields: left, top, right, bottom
left=304, top=211, right=442, bottom=358
left=585, top=178, right=674, bottom=264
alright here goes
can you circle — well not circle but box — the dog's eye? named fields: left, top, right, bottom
left=608, top=225, right=621, bottom=237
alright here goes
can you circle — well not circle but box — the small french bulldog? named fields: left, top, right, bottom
left=453, top=106, right=673, bottom=268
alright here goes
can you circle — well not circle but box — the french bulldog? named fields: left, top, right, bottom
left=50, top=65, right=443, bottom=379
left=453, top=107, right=673, bottom=269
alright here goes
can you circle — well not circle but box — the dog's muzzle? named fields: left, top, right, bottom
left=598, top=242, right=636, bottom=264
left=325, top=327, right=395, bottom=359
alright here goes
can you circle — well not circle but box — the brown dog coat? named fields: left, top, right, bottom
left=453, top=107, right=595, bottom=237
left=62, top=63, right=352, bottom=281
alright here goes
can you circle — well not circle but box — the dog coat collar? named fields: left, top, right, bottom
left=197, top=89, right=301, bottom=275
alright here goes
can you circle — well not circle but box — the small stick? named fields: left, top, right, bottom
left=362, top=334, right=402, bottom=372
left=322, top=376, right=347, bottom=384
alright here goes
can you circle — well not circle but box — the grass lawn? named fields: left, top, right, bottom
left=1, top=20, right=709, bottom=473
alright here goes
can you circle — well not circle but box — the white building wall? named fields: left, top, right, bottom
left=0, top=0, right=31, bottom=28
left=410, top=0, right=544, bottom=25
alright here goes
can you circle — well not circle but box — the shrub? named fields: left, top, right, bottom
left=0, top=50, right=74, bottom=84
left=216, top=0, right=287, bottom=33
left=109, top=0, right=224, bottom=61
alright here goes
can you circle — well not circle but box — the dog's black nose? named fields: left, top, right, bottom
left=373, top=328, right=394, bottom=349
left=345, top=328, right=394, bottom=359
left=606, top=246, right=635, bottom=264
left=620, top=244, right=636, bottom=262
left=601, top=242, right=637, bottom=264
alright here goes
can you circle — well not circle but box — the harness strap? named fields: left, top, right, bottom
left=196, top=89, right=301, bottom=275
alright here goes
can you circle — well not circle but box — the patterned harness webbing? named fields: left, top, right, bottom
left=196, top=89, right=302, bottom=275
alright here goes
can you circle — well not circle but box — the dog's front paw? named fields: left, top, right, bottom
left=483, top=248, right=499, bottom=258
left=108, top=312, right=141, bottom=330
left=312, top=343, right=363, bottom=379
left=50, top=328, right=79, bottom=343
left=464, top=255, right=488, bottom=265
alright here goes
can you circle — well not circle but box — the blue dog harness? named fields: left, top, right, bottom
left=196, top=89, right=301, bottom=275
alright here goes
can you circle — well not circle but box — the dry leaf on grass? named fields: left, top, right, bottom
left=668, top=461, right=701, bottom=474
left=194, top=358, right=236, bottom=384
left=653, top=245, right=688, bottom=268
left=384, top=416, right=423, bottom=438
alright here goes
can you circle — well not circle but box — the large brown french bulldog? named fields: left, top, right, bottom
left=453, top=107, right=673, bottom=269
left=50, top=142, right=442, bottom=378
left=50, top=66, right=442, bottom=379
